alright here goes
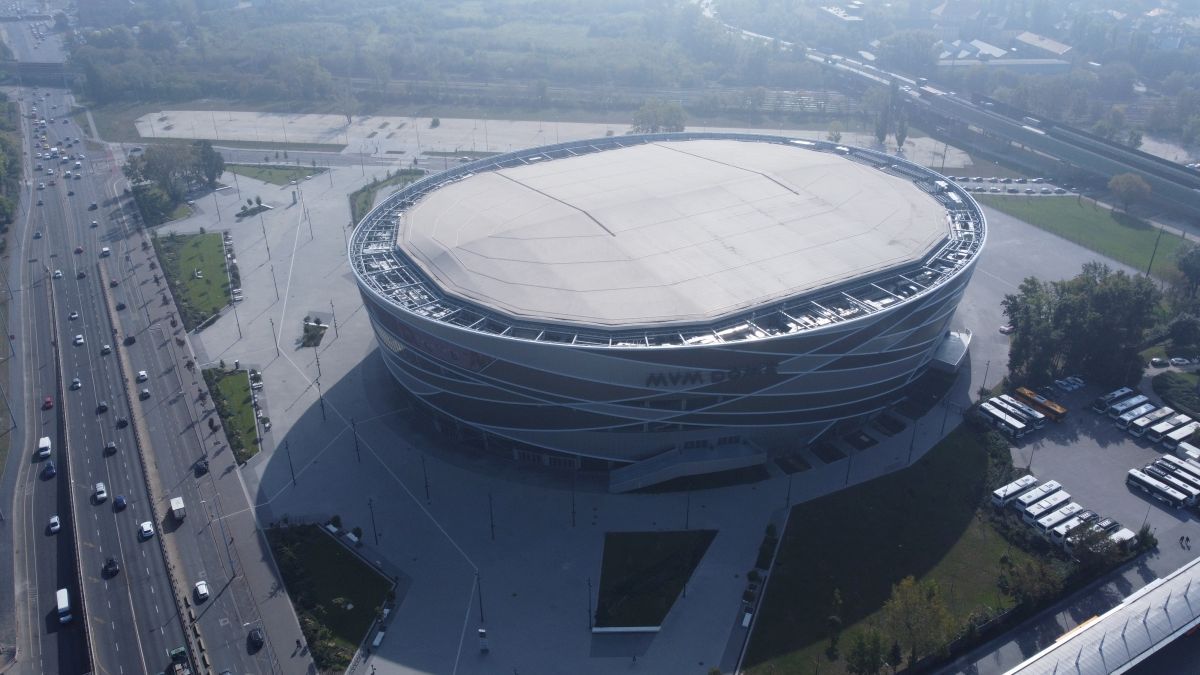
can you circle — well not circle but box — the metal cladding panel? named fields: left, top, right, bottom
left=359, top=255, right=974, bottom=462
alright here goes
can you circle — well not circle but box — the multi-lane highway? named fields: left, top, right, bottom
left=27, top=86, right=190, bottom=674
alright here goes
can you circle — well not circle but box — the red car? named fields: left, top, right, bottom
left=42, top=396, right=53, bottom=410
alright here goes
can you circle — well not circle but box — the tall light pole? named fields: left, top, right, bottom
left=367, top=497, right=379, bottom=545
left=330, top=299, right=338, bottom=338
left=269, top=317, right=280, bottom=357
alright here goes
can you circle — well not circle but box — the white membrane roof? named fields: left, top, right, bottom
left=397, top=139, right=948, bottom=328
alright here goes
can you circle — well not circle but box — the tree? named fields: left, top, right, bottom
left=632, top=99, right=686, bottom=133
left=827, top=121, right=843, bottom=143
left=1169, top=313, right=1200, bottom=347
left=1004, top=559, right=1062, bottom=605
left=886, top=641, right=903, bottom=673
left=877, top=30, right=937, bottom=77
left=827, top=587, right=845, bottom=654
left=192, top=140, right=225, bottom=187
left=1003, top=262, right=1160, bottom=386
left=894, top=112, right=909, bottom=151
left=845, top=628, right=885, bottom=675
left=1177, top=245, right=1200, bottom=299
left=1108, top=173, right=1151, bottom=212
left=882, top=576, right=952, bottom=666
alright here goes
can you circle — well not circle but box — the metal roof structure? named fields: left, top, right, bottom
left=398, top=139, right=947, bottom=328
left=1005, top=554, right=1200, bottom=675
left=350, top=132, right=984, bottom=348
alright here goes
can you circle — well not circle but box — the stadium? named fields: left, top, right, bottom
left=350, top=133, right=984, bottom=491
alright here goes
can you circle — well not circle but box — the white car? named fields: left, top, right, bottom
left=194, top=581, right=209, bottom=601
left=48, top=515, right=60, bottom=533
left=68, top=311, right=78, bottom=320
left=94, top=482, right=107, bottom=502
left=73, top=334, right=84, bottom=346
left=138, top=521, right=154, bottom=539
left=52, top=269, right=62, bottom=279
left=1170, top=357, right=1191, bottom=367
left=136, top=370, right=148, bottom=383
left=69, top=378, right=80, bottom=390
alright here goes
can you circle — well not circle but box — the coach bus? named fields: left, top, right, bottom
left=1130, top=407, right=1175, bottom=437
left=1177, top=441, right=1200, bottom=462
left=1035, top=502, right=1083, bottom=535
left=1093, top=387, right=1136, bottom=413
left=1164, top=421, right=1200, bottom=451
left=1126, top=468, right=1187, bottom=509
left=1023, top=491, right=1072, bottom=524
left=1148, top=414, right=1193, bottom=443
left=1152, top=469, right=1200, bottom=506
left=1050, top=516, right=1090, bottom=546
left=991, top=475, right=1038, bottom=507
left=1162, top=454, right=1200, bottom=483
left=978, top=402, right=1028, bottom=439
left=1014, top=480, right=1063, bottom=511
left=1154, top=458, right=1200, bottom=495
left=1014, top=387, right=1068, bottom=422
left=988, top=397, right=1038, bottom=429
left=1015, top=386, right=1069, bottom=420
left=1116, top=403, right=1158, bottom=430
left=1108, top=394, right=1150, bottom=419
left=997, top=394, right=1047, bottom=429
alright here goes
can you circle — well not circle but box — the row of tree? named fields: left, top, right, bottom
left=1002, top=262, right=1160, bottom=387
left=122, top=140, right=224, bottom=203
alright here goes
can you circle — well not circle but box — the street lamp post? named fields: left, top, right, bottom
left=286, top=439, right=296, bottom=486
left=367, top=497, right=380, bottom=545
left=269, top=317, right=280, bottom=357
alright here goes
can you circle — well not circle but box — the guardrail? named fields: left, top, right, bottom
left=96, top=260, right=201, bottom=674
left=48, top=264, right=96, bottom=672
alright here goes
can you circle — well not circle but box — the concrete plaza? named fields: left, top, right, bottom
left=145, top=112, right=1108, bottom=674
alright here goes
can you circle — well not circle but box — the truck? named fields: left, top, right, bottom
left=37, top=436, right=52, bottom=458
left=170, top=497, right=185, bottom=520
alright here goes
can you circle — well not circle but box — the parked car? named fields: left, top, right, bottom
left=1170, top=357, right=1191, bottom=367
left=1151, top=357, right=1169, bottom=368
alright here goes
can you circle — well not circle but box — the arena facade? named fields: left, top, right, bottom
left=350, top=133, right=984, bottom=491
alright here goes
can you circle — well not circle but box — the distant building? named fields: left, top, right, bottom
left=938, top=38, right=1008, bottom=61
left=820, top=5, right=864, bottom=25
left=1013, top=31, right=1073, bottom=59
left=937, top=58, right=1071, bottom=76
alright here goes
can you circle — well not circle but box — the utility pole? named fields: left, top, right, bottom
left=315, top=379, right=326, bottom=421
left=368, top=497, right=380, bottom=545
left=286, top=440, right=296, bottom=486
left=314, top=343, right=322, bottom=379
left=421, top=454, right=431, bottom=503
left=476, top=572, right=486, bottom=623
left=269, top=317, right=280, bottom=357
left=232, top=300, right=243, bottom=339
left=260, top=213, right=271, bottom=260
left=488, top=492, right=496, bottom=541
left=351, top=417, right=361, bottom=463
left=271, top=264, right=280, bottom=302
left=330, top=299, right=338, bottom=338
left=1147, top=225, right=1166, bottom=276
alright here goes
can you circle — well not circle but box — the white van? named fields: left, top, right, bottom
left=37, top=436, right=51, bottom=458
left=56, top=588, right=71, bottom=623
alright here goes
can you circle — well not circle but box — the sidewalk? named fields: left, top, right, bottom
left=119, top=190, right=314, bottom=674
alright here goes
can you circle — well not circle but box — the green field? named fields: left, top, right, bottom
left=745, top=427, right=1035, bottom=674
left=349, top=170, right=425, bottom=226
left=226, top=163, right=327, bottom=186
left=204, top=368, right=259, bottom=464
left=152, top=232, right=228, bottom=329
left=267, top=525, right=393, bottom=672
left=976, top=195, right=1187, bottom=279
left=595, top=530, right=716, bottom=628
left=1153, top=371, right=1200, bottom=419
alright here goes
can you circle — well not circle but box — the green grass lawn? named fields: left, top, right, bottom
left=152, top=232, right=228, bottom=329
left=226, top=163, right=327, bottom=186
left=204, top=368, right=259, bottom=463
left=267, top=525, right=393, bottom=672
left=595, top=530, right=716, bottom=628
left=1153, top=371, right=1200, bottom=419
left=975, top=195, right=1186, bottom=279
left=745, top=427, right=1036, bottom=674
left=349, top=169, right=425, bottom=226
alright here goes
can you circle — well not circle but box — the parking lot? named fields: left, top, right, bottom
left=1000, top=377, right=1199, bottom=549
